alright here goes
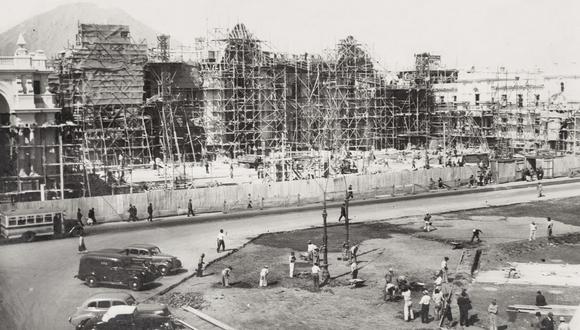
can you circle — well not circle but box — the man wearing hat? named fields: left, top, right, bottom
left=307, top=240, right=317, bottom=261
left=419, top=290, right=431, bottom=323
left=259, top=266, right=269, bottom=287
left=488, top=298, right=498, bottom=330
left=558, top=316, right=570, bottom=330
left=221, top=266, right=232, bottom=287
left=541, top=312, right=555, bottom=330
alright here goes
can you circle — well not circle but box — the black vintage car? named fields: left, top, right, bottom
left=75, top=252, right=159, bottom=291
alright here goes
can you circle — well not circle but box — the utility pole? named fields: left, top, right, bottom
left=443, top=121, right=446, bottom=164
left=321, top=190, right=330, bottom=282
left=58, top=132, right=64, bottom=200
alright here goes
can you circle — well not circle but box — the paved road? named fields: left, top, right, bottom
left=1, top=181, right=579, bottom=330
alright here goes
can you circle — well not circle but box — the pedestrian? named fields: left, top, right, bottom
left=187, top=199, right=195, bottom=217
left=419, top=290, right=431, bottom=323
left=488, top=298, right=498, bottom=330
left=347, top=184, right=354, bottom=199
left=350, top=244, right=359, bottom=263
left=537, top=182, right=544, bottom=197
left=558, top=316, right=570, bottom=330
left=350, top=260, right=358, bottom=279
left=529, top=222, right=538, bottom=241
left=196, top=253, right=205, bottom=277
left=471, top=228, right=483, bottom=243
left=536, top=290, right=547, bottom=306
left=132, top=205, right=138, bottom=221
left=312, top=263, right=321, bottom=290
left=402, top=286, right=414, bottom=321
left=78, top=232, right=87, bottom=253
left=469, top=174, right=476, bottom=187
left=259, top=266, right=269, bottom=287
left=307, top=240, right=317, bottom=261
left=547, top=217, right=553, bottom=238
left=342, top=241, right=349, bottom=260
left=432, top=288, right=443, bottom=321
left=221, top=266, right=232, bottom=287
left=533, top=312, right=543, bottom=329
left=338, top=202, right=347, bottom=222
left=441, top=257, right=449, bottom=283
left=541, top=312, right=556, bottom=330
left=412, top=159, right=416, bottom=169
left=537, top=166, right=544, bottom=180
left=457, top=289, right=472, bottom=327
left=205, top=160, right=209, bottom=174
left=424, top=213, right=433, bottom=232
left=289, top=252, right=296, bottom=278
left=230, top=163, right=234, bottom=179
left=77, top=208, right=83, bottom=225
left=128, top=204, right=133, bottom=221
left=247, top=193, right=252, bottom=209
left=147, top=203, right=153, bottom=222
left=438, top=177, right=444, bottom=189
left=87, top=208, right=96, bottom=225
left=217, top=229, right=226, bottom=253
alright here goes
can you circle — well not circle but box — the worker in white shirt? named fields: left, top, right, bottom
left=289, top=252, right=296, bottom=278
left=350, top=260, right=358, bottom=279
left=259, top=266, right=269, bottom=287
left=402, top=287, right=414, bottom=321
left=307, top=240, right=317, bottom=261
left=311, top=263, right=321, bottom=290
left=488, top=298, right=498, bottom=330
left=217, top=229, right=226, bottom=252
left=419, top=290, right=431, bottom=323
left=529, top=222, right=537, bottom=241
left=432, top=288, right=443, bottom=321
left=221, top=266, right=232, bottom=287
left=558, top=316, right=570, bottom=330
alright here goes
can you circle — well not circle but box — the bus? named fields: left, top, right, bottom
left=0, top=209, right=81, bottom=242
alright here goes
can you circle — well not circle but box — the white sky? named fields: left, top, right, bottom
left=1, top=0, right=579, bottom=71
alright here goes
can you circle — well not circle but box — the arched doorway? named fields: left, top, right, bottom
left=0, top=93, right=10, bottom=125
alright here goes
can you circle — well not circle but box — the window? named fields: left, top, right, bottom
left=97, top=301, right=111, bottom=309
left=45, top=214, right=53, bottom=223
left=8, top=217, right=16, bottom=226
left=112, top=300, right=126, bottom=306
left=120, top=31, right=128, bottom=38
left=27, top=216, right=34, bottom=224
left=439, top=96, right=445, bottom=104
left=87, top=301, right=97, bottom=308
left=35, top=215, right=43, bottom=224
left=453, top=95, right=457, bottom=103
left=139, top=250, right=149, bottom=256
left=18, top=217, right=26, bottom=225
left=475, top=94, right=480, bottom=105
left=129, top=249, right=139, bottom=255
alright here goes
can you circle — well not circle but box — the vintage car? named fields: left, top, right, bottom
left=75, top=251, right=159, bottom=291
left=68, top=292, right=171, bottom=328
left=79, top=305, right=175, bottom=330
left=118, top=244, right=183, bottom=276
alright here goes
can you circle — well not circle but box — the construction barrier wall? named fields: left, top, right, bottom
left=1, top=157, right=577, bottom=223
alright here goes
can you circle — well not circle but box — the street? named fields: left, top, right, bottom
left=1, top=181, right=579, bottom=330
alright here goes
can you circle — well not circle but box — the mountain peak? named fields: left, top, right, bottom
left=0, top=2, right=161, bottom=57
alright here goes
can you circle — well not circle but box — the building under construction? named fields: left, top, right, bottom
left=2, top=23, right=579, bottom=201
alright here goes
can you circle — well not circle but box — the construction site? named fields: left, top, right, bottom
left=1, top=23, right=579, bottom=202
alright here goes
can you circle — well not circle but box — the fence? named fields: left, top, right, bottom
left=4, top=155, right=578, bottom=223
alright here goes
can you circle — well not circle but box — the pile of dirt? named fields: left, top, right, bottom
left=156, top=292, right=206, bottom=310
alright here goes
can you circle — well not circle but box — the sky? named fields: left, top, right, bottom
left=1, top=0, right=579, bottom=71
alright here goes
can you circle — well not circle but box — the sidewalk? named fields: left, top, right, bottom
left=81, top=175, right=580, bottom=237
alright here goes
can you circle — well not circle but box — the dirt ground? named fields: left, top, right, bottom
left=151, top=197, right=580, bottom=330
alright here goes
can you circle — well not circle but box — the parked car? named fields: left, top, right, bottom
left=75, top=251, right=159, bottom=291
left=118, top=244, right=183, bottom=276
left=79, top=305, right=175, bottom=330
left=68, top=292, right=171, bottom=329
